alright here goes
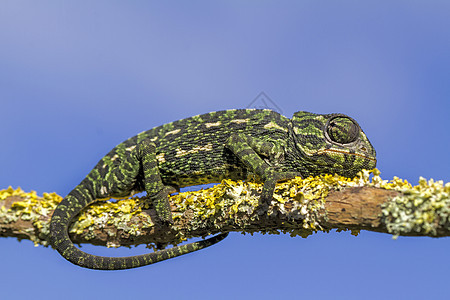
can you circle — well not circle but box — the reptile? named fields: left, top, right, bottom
left=50, top=109, right=376, bottom=270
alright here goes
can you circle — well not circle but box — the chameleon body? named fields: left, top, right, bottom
left=50, top=109, right=376, bottom=270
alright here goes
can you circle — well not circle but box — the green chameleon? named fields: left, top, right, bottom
left=50, top=109, right=376, bottom=270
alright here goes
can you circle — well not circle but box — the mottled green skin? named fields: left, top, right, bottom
left=50, top=109, right=376, bottom=270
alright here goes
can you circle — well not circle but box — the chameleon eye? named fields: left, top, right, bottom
left=326, top=116, right=360, bottom=144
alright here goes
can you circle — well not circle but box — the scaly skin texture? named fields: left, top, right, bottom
left=50, top=109, right=376, bottom=270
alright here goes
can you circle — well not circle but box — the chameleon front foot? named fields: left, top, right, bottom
left=260, top=172, right=302, bottom=205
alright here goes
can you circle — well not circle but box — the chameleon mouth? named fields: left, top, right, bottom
left=316, top=149, right=377, bottom=162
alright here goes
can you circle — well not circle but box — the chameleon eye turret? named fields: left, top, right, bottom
left=325, top=115, right=360, bottom=145
left=50, top=108, right=376, bottom=270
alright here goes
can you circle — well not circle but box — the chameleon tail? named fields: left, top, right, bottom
left=50, top=180, right=228, bottom=270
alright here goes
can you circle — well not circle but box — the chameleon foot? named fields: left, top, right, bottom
left=260, top=172, right=302, bottom=205
left=151, top=186, right=176, bottom=225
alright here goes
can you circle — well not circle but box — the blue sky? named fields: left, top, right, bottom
left=1, top=1, right=450, bottom=299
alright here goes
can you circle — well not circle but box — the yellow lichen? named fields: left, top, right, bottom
left=381, top=177, right=450, bottom=238
left=1, top=169, right=449, bottom=245
left=0, top=187, right=62, bottom=245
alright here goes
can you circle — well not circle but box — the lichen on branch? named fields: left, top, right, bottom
left=0, top=169, right=449, bottom=250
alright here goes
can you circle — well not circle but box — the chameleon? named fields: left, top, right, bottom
left=50, top=109, right=376, bottom=270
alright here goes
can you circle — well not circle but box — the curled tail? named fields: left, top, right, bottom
left=50, top=180, right=228, bottom=270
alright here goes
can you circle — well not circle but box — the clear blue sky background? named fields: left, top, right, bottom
left=1, top=1, right=450, bottom=299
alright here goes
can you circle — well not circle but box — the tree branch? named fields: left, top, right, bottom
left=1, top=170, right=449, bottom=250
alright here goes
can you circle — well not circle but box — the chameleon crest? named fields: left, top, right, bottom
left=50, top=109, right=376, bottom=270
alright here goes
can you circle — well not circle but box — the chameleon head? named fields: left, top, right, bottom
left=291, top=111, right=377, bottom=178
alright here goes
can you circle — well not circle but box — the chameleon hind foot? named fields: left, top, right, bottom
left=136, top=139, right=177, bottom=225
left=150, top=186, right=177, bottom=225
